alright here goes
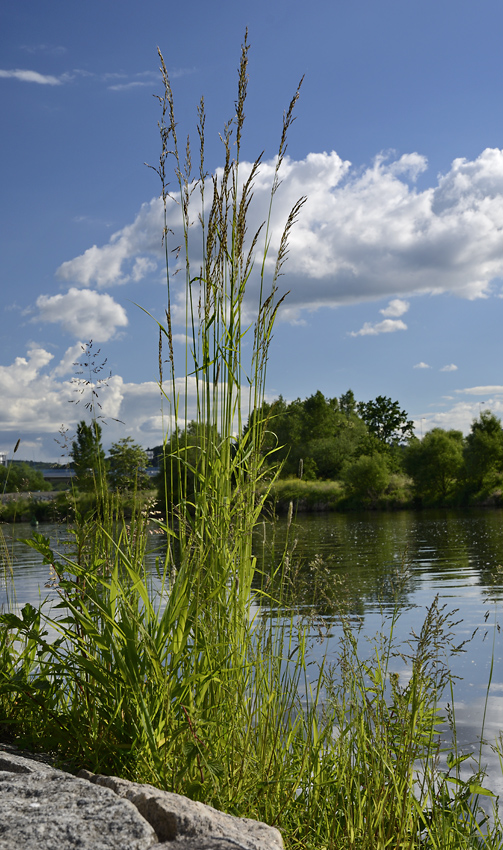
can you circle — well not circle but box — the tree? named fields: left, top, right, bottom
left=357, top=396, right=415, bottom=447
left=71, top=420, right=106, bottom=492
left=339, top=389, right=357, bottom=417
left=0, top=462, right=51, bottom=493
left=404, top=429, right=464, bottom=502
left=108, top=437, right=150, bottom=491
left=463, top=410, right=503, bottom=492
left=341, top=453, right=391, bottom=506
left=158, top=422, right=219, bottom=507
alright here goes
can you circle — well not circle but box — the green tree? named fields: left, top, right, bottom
left=357, top=396, right=415, bottom=447
left=339, top=388, right=357, bottom=417
left=158, top=422, right=219, bottom=507
left=463, top=410, right=503, bottom=492
left=246, top=391, right=368, bottom=480
left=71, top=420, right=106, bottom=492
left=404, top=429, right=464, bottom=503
left=0, top=462, right=51, bottom=493
left=341, top=453, right=391, bottom=506
left=108, top=437, right=150, bottom=491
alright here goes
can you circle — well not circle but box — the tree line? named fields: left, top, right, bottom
left=69, top=421, right=153, bottom=492
left=7, top=397, right=502, bottom=508
left=155, top=391, right=503, bottom=508
left=254, top=390, right=503, bottom=505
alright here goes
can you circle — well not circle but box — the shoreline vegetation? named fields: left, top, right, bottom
left=2, top=36, right=503, bottom=848
left=1, top=478, right=502, bottom=524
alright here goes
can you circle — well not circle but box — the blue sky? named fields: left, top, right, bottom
left=2, top=0, right=503, bottom=461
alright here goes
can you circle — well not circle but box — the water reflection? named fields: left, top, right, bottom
left=2, top=511, right=503, bottom=796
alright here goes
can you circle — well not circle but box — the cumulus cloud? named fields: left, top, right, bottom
left=455, top=385, right=503, bottom=395
left=380, top=299, right=409, bottom=317
left=35, top=288, right=128, bottom=341
left=55, top=147, right=503, bottom=321
left=51, top=343, right=88, bottom=378
left=0, top=68, right=62, bottom=85
left=0, top=347, right=69, bottom=435
left=440, top=364, right=458, bottom=372
left=349, top=319, right=407, bottom=337
left=414, top=362, right=431, bottom=369
left=0, top=341, right=248, bottom=460
left=416, top=395, right=503, bottom=436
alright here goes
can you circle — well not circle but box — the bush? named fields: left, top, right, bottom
left=341, top=453, right=391, bottom=506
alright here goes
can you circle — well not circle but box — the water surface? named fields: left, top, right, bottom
left=2, top=510, right=503, bottom=797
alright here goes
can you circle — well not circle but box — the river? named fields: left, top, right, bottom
left=2, top=509, right=503, bottom=799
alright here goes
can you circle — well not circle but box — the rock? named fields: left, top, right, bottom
left=0, top=747, right=283, bottom=850
left=0, top=751, right=157, bottom=850
left=84, top=772, right=283, bottom=850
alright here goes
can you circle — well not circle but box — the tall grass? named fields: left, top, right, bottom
left=1, top=35, right=503, bottom=849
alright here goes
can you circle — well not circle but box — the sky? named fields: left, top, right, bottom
left=2, top=0, right=503, bottom=462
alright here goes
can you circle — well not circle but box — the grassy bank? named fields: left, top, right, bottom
left=267, top=473, right=414, bottom=512
left=266, top=476, right=503, bottom=513
left=0, top=489, right=158, bottom=523
left=1, top=37, right=503, bottom=849
left=1, top=521, right=502, bottom=848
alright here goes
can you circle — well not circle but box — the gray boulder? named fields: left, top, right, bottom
left=0, top=769, right=157, bottom=849
left=0, top=747, right=283, bottom=850
left=81, top=772, right=283, bottom=850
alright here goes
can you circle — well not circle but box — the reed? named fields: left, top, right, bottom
left=1, top=35, right=503, bottom=849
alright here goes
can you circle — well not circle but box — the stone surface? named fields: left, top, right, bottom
left=0, top=756, right=157, bottom=850
left=154, top=841, right=270, bottom=849
left=0, top=748, right=284, bottom=850
left=84, top=773, right=283, bottom=850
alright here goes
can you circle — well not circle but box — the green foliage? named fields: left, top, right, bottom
left=249, top=390, right=367, bottom=480
left=108, top=437, right=150, bottom=491
left=71, top=420, right=107, bottom=492
left=2, top=545, right=502, bottom=848
left=341, top=452, right=391, bottom=505
left=157, top=423, right=219, bottom=508
left=405, top=429, right=464, bottom=503
left=3, top=37, right=503, bottom=850
left=464, top=410, right=503, bottom=493
left=339, top=388, right=357, bottom=417
left=0, top=462, right=50, bottom=493
left=266, top=477, right=344, bottom=511
left=357, top=394, right=415, bottom=446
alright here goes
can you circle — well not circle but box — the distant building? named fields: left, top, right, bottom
left=41, top=468, right=76, bottom=486
left=0, top=452, right=6, bottom=467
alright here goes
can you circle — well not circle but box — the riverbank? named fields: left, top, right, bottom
left=2, top=478, right=503, bottom=523
left=0, top=490, right=157, bottom=523
left=265, top=476, right=503, bottom=512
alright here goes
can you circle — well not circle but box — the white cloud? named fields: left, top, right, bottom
left=414, top=362, right=431, bottom=369
left=57, top=202, right=162, bottom=286
left=0, top=348, right=69, bottom=435
left=380, top=298, right=409, bottom=317
left=349, top=319, right=407, bottom=337
left=0, top=68, right=62, bottom=85
left=132, top=257, right=157, bottom=281
left=51, top=343, right=88, bottom=378
left=54, top=147, right=503, bottom=320
left=416, top=397, right=503, bottom=436
left=440, top=364, right=458, bottom=372
left=172, top=334, right=190, bottom=345
left=35, top=288, right=128, bottom=342
left=107, top=81, right=154, bottom=91
left=0, top=338, right=258, bottom=461
left=455, top=385, right=503, bottom=395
